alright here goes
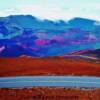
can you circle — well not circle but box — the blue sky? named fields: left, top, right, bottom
left=0, top=0, right=100, bottom=21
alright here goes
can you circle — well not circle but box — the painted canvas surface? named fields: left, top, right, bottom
left=0, top=0, right=100, bottom=100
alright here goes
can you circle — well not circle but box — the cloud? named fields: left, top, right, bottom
left=0, top=12, right=6, bottom=16
left=13, top=4, right=100, bottom=21
left=0, top=1, right=100, bottom=21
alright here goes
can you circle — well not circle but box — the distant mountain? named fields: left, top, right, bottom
left=0, top=15, right=68, bottom=30
left=79, top=49, right=100, bottom=58
left=0, top=45, right=38, bottom=57
left=0, top=15, right=100, bottom=57
left=68, top=17, right=96, bottom=31
left=68, top=49, right=100, bottom=59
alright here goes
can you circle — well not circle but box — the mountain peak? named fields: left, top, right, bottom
left=69, top=17, right=96, bottom=22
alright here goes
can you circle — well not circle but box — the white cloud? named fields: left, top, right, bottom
left=0, top=12, right=7, bottom=16
left=0, top=2, right=100, bottom=21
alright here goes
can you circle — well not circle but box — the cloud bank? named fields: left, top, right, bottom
left=0, top=0, right=100, bottom=21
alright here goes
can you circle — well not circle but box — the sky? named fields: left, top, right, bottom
left=0, top=0, right=100, bottom=21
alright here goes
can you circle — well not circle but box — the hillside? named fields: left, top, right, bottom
left=0, top=15, right=100, bottom=57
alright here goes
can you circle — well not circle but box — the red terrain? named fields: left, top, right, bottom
left=0, top=87, right=100, bottom=100
left=0, top=57, right=100, bottom=77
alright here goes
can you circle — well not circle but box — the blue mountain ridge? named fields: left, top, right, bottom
left=0, top=15, right=100, bottom=57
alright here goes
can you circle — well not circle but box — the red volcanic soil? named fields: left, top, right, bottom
left=0, top=87, right=100, bottom=100
left=0, top=57, right=100, bottom=77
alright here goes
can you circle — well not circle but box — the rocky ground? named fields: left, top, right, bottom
left=0, top=87, right=100, bottom=100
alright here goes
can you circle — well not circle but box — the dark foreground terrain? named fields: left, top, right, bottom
left=0, top=87, right=100, bottom=100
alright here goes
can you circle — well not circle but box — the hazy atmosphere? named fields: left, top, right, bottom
left=0, top=0, right=100, bottom=21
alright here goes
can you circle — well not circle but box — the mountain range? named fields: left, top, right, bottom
left=0, top=15, right=100, bottom=57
